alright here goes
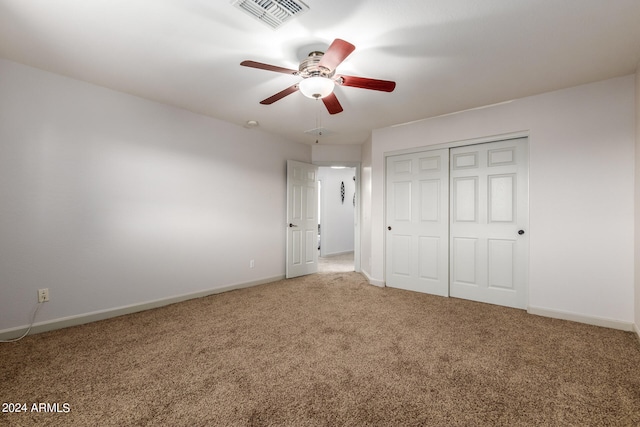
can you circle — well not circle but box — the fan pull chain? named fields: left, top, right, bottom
left=315, top=98, right=322, bottom=143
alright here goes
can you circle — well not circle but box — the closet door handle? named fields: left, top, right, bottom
left=388, top=226, right=392, bottom=231
left=518, top=230, right=525, bottom=235
left=289, top=223, right=298, bottom=228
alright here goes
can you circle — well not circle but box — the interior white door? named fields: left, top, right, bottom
left=286, top=160, right=319, bottom=278
left=449, top=139, right=529, bottom=309
left=385, top=149, right=450, bottom=296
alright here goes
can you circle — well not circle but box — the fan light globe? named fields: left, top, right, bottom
left=299, top=76, right=335, bottom=99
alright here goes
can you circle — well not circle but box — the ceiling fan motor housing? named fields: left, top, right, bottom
left=298, top=51, right=335, bottom=79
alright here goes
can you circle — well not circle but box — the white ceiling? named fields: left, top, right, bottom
left=1, top=0, right=639, bottom=145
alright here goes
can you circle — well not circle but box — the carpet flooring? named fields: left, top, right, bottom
left=1, top=272, right=640, bottom=426
left=318, top=252, right=354, bottom=273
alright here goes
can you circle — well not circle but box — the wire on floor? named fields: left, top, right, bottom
left=0, top=303, right=43, bottom=343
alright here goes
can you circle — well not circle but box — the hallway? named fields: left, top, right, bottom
left=318, top=252, right=354, bottom=273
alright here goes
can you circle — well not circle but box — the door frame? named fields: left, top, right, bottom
left=383, top=131, right=530, bottom=300
left=314, top=161, right=361, bottom=273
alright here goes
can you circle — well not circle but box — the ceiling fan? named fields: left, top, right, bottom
left=240, top=39, right=396, bottom=114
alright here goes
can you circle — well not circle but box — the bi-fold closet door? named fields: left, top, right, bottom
left=385, top=138, right=528, bottom=309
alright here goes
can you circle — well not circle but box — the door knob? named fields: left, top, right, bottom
left=518, top=230, right=525, bottom=235
left=289, top=223, right=298, bottom=228
left=388, top=226, right=392, bottom=231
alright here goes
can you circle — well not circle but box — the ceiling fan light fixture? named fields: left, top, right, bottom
left=240, top=38, right=395, bottom=114
left=299, top=76, right=335, bottom=99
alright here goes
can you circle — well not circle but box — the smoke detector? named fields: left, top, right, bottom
left=231, top=0, right=310, bottom=29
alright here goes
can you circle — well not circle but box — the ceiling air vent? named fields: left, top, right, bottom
left=231, top=0, right=310, bottom=29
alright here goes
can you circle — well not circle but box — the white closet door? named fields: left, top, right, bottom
left=385, top=149, right=450, bottom=296
left=449, top=139, right=529, bottom=309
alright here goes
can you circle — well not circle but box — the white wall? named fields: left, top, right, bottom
left=318, top=167, right=355, bottom=256
left=360, top=136, right=374, bottom=282
left=369, top=75, right=636, bottom=326
left=312, top=144, right=361, bottom=164
left=635, top=65, right=640, bottom=335
left=0, top=59, right=310, bottom=334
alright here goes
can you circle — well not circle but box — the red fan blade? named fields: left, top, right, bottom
left=322, top=92, right=343, bottom=115
left=337, top=75, right=396, bottom=92
left=318, top=39, right=355, bottom=71
left=260, top=84, right=300, bottom=105
left=241, top=60, right=298, bottom=75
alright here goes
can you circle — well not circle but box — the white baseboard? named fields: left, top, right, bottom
left=0, top=275, right=284, bottom=340
left=361, top=269, right=384, bottom=287
left=5, top=278, right=635, bottom=340
left=528, top=306, right=635, bottom=332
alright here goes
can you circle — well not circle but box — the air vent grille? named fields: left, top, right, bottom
left=231, top=0, right=310, bottom=29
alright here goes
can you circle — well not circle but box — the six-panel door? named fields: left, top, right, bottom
left=385, top=148, right=450, bottom=296
left=286, top=160, right=318, bottom=278
left=449, top=140, right=528, bottom=308
left=385, top=138, right=528, bottom=309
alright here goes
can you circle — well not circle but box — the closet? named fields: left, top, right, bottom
left=385, top=138, right=529, bottom=309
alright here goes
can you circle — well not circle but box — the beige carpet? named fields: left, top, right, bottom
left=1, top=272, right=640, bottom=426
left=318, top=251, right=354, bottom=273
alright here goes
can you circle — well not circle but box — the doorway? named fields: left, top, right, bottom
left=318, top=166, right=357, bottom=273
left=385, top=138, right=529, bottom=309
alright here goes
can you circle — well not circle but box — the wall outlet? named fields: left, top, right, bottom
left=38, top=288, right=49, bottom=303
left=249, top=259, right=255, bottom=269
